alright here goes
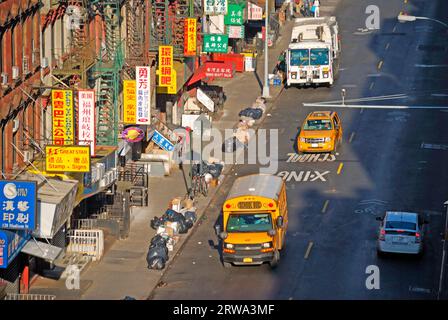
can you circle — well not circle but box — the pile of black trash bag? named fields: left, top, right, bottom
left=150, top=209, right=196, bottom=234
left=146, top=234, right=169, bottom=270
left=238, top=107, right=263, bottom=120
left=192, top=161, right=223, bottom=178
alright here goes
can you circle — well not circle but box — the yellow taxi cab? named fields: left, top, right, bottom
left=297, top=111, right=343, bottom=154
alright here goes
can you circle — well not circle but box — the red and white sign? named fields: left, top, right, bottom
left=136, top=66, right=151, bottom=124
left=248, top=2, right=263, bottom=20
left=205, top=62, right=234, bottom=78
left=78, top=90, right=96, bottom=155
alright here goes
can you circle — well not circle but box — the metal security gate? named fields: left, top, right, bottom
left=67, top=229, right=104, bottom=261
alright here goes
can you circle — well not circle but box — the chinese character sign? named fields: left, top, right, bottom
left=203, top=34, right=229, bottom=53
left=248, top=2, right=263, bottom=20
left=204, top=0, right=228, bottom=15
left=204, top=62, right=234, bottom=78
left=227, top=25, right=245, bottom=38
left=52, top=89, right=74, bottom=145
left=0, top=180, right=37, bottom=231
left=0, top=230, right=30, bottom=269
left=123, top=80, right=137, bottom=124
left=184, top=18, right=197, bottom=56
left=78, top=90, right=96, bottom=156
left=136, top=66, right=151, bottom=125
left=158, top=46, right=173, bottom=87
left=224, top=4, right=244, bottom=25
left=45, top=145, right=91, bottom=173
left=152, top=130, right=174, bottom=152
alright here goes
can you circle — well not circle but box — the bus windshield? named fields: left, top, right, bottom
left=290, top=49, right=309, bottom=66
left=310, top=48, right=329, bottom=65
left=227, top=213, right=273, bottom=232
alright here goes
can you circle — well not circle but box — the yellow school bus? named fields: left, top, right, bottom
left=216, top=174, right=288, bottom=268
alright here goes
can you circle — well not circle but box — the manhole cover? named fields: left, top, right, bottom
left=418, top=44, right=445, bottom=52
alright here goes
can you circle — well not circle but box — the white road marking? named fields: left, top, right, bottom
left=286, top=153, right=336, bottom=163
left=277, top=170, right=330, bottom=182
left=349, top=132, right=355, bottom=143
left=409, top=286, right=431, bottom=294
left=367, top=73, right=382, bottom=78
left=369, top=82, right=375, bottom=90
left=415, top=64, right=448, bottom=68
left=432, top=94, right=448, bottom=97
left=421, top=143, right=448, bottom=150
left=303, top=103, right=448, bottom=109
left=304, top=241, right=314, bottom=259
left=342, top=84, right=357, bottom=88
left=359, top=199, right=387, bottom=205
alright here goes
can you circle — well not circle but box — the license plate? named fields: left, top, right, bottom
left=311, top=143, right=318, bottom=148
left=243, top=258, right=253, bottom=263
left=393, top=236, right=406, bottom=243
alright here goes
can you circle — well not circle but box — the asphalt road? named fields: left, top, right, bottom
left=149, top=0, right=448, bottom=300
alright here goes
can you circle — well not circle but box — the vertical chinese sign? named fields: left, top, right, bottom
left=123, top=80, right=137, bottom=124
left=247, top=2, right=263, bottom=20
left=0, top=180, right=37, bottom=231
left=158, top=45, right=177, bottom=94
left=204, top=0, right=228, bottom=15
left=136, top=66, right=151, bottom=125
left=224, top=4, right=244, bottom=25
left=52, top=89, right=74, bottom=145
left=78, top=90, right=96, bottom=156
left=184, top=18, right=197, bottom=56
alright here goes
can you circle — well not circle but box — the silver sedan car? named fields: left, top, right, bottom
left=376, top=211, right=428, bottom=257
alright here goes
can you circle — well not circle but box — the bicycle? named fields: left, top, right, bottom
left=189, top=163, right=209, bottom=198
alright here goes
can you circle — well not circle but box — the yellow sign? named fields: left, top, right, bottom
left=45, top=145, right=91, bottom=173
left=51, top=89, right=74, bottom=145
left=158, top=46, right=175, bottom=89
left=123, top=80, right=136, bottom=124
left=157, top=69, right=177, bottom=94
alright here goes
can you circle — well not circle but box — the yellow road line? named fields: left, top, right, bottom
left=304, top=241, right=314, bottom=259
left=369, top=82, right=375, bottom=90
left=337, top=163, right=344, bottom=175
left=349, top=132, right=355, bottom=143
left=378, top=60, right=384, bottom=70
left=322, top=200, right=330, bottom=213
left=385, top=42, right=390, bottom=51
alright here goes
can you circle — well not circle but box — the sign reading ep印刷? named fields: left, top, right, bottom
left=0, top=180, right=37, bottom=231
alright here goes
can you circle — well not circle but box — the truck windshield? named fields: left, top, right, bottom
left=290, top=49, right=309, bottom=66
left=310, top=48, right=329, bottom=65
left=227, top=213, right=272, bottom=232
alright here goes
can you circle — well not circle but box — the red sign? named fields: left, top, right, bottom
left=204, top=62, right=234, bottom=78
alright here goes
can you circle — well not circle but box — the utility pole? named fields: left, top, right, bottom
left=262, top=0, right=270, bottom=98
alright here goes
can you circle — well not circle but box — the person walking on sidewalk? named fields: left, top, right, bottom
left=313, top=0, right=320, bottom=18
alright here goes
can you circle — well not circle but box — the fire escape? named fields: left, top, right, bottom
left=90, top=0, right=124, bottom=146
left=124, top=0, right=146, bottom=80
left=150, top=0, right=190, bottom=57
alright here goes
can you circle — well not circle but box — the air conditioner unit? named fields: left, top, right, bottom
left=41, top=57, right=49, bottom=68
left=23, top=150, right=33, bottom=163
left=12, top=119, right=19, bottom=133
left=23, top=56, right=30, bottom=75
left=1, top=73, right=7, bottom=85
left=12, top=66, right=19, bottom=80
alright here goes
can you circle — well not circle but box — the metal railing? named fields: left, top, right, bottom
left=5, top=293, right=56, bottom=300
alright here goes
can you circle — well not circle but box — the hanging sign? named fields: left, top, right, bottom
left=248, top=2, right=263, bottom=20
left=78, top=90, right=96, bottom=156
left=204, top=0, right=228, bottom=15
left=52, top=89, right=74, bottom=145
left=45, top=145, right=91, bottom=173
left=123, top=80, right=137, bottom=124
left=224, top=4, right=244, bottom=25
left=136, top=66, right=151, bottom=125
left=203, top=34, right=229, bottom=53
left=184, top=18, right=197, bottom=56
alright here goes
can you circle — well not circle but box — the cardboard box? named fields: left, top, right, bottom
left=165, top=221, right=179, bottom=234
left=171, top=197, right=182, bottom=212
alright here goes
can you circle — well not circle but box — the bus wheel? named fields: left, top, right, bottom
left=223, top=262, right=232, bottom=268
left=269, top=250, right=280, bottom=269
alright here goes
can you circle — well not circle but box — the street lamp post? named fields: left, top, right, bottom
left=397, top=14, right=448, bottom=29
left=262, top=0, right=270, bottom=98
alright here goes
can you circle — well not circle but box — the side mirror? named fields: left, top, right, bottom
left=219, top=232, right=228, bottom=240
left=276, top=216, right=284, bottom=228
left=375, top=216, right=383, bottom=221
left=214, top=225, right=221, bottom=236
left=268, top=229, right=276, bottom=237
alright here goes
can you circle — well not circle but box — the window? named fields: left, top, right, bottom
left=226, top=213, right=272, bottom=232
left=303, top=119, right=333, bottom=131
left=310, top=48, right=329, bottom=66
left=290, top=49, right=309, bottom=66
left=385, top=221, right=417, bottom=231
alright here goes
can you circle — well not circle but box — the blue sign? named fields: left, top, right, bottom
left=152, top=130, right=175, bottom=152
left=0, top=229, right=30, bottom=268
left=0, top=180, right=37, bottom=230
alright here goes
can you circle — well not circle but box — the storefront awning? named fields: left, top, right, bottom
left=187, top=61, right=235, bottom=86
left=21, top=238, right=62, bottom=262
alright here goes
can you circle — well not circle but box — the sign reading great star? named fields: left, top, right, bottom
left=45, top=145, right=91, bottom=173
left=203, top=34, right=229, bottom=53
left=0, top=180, right=37, bottom=231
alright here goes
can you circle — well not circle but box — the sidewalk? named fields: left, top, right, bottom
left=29, top=19, right=295, bottom=300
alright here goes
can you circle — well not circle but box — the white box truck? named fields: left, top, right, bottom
left=285, top=16, right=341, bottom=88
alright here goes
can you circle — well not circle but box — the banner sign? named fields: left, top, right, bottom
left=152, top=130, right=174, bottom=152
left=0, top=229, right=30, bottom=268
left=227, top=25, right=245, bottom=38
left=52, top=89, right=74, bottom=145
left=204, top=0, right=228, bottom=15
left=197, top=88, right=215, bottom=112
left=248, top=2, right=263, bottom=20
left=123, top=80, right=137, bottom=124
left=78, top=90, right=96, bottom=156
left=122, top=127, right=145, bottom=143
left=203, top=34, right=229, bottom=53
left=0, top=180, right=37, bottom=231
left=184, top=18, right=197, bottom=56
left=204, top=62, right=234, bottom=78
left=158, top=46, right=174, bottom=87
left=224, top=4, right=244, bottom=25
left=136, top=66, right=151, bottom=125
left=45, top=145, right=91, bottom=173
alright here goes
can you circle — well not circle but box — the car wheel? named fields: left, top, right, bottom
left=223, top=261, right=232, bottom=268
left=269, top=250, right=280, bottom=269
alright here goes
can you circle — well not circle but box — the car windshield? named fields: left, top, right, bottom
left=310, top=48, right=329, bottom=65
left=385, top=221, right=417, bottom=231
left=227, top=213, right=272, bottom=232
left=290, top=49, right=309, bottom=66
left=303, top=119, right=332, bottom=130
